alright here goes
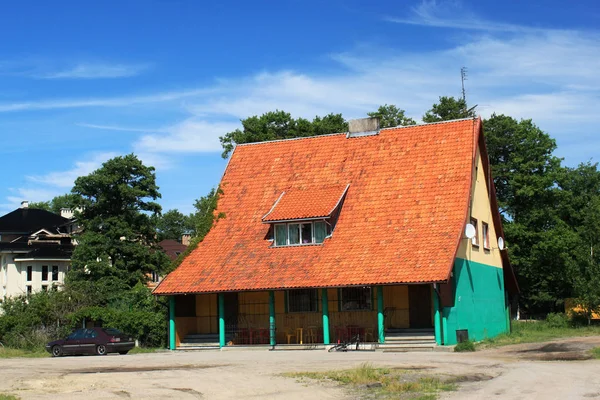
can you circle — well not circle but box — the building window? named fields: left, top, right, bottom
left=26, top=266, right=32, bottom=282
left=482, top=222, right=490, bottom=249
left=274, top=220, right=329, bottom=247
left=287, top=289, right=318, bottom=313
left=42, top=265, right=49, bottom=281
left=151, top=271, right=160, bottom=283
left=41, top=285, right=48, bottom=292
left=340, top=287, right=372, bottom=311
left=26, top=285, right=32, bottom=295
left=470, top=217, right=479, bottom=247
left=52, top=266, right=59, bottom=281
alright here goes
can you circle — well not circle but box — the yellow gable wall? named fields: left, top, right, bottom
left=455, top=148, right=503, bottom=268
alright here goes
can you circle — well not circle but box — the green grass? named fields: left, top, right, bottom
left=477, top=321, right=600, bottom=349
left=128, top=347, right=160, bottom=354
left=590, top=347, right=600, bottom=359
left=454, top=340, right=476, bottom=352
left=0, top=347, right=49, bottom=358
left=0, top=394, right=20, bottom=400
left=283, top=363, right=456, bottom=399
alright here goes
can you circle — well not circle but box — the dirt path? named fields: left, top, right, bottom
left=1, top=337, right=600, bottom=399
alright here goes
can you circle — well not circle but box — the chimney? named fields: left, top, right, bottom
left=61, top=208, right=74, bottom=219
left=346, top=117, right=380, bottom=138
left=20, top=201, right=29, bottom=209
left=181, top=234, right=191, bottom=246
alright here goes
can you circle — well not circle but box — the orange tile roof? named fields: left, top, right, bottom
left=262, top=184, right=349, bottom=222
left=155, top=118, right=481, bottom=294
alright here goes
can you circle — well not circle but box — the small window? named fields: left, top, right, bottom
left=84, top=329, right=98, bottom=339
left=26, top=285, right=32, bottom=295
left=68, top=329, right=86, bottom=340
left=52, top=266, right=59, bottom=281
left=470, top=217, right=479, bottom=247
left=151, top=271, right=160, bottom=283
left=174, top=251, right=181, bottom=256
left=287, top=289, right=319, bottom=312
left=340, top=287, right=372, bottom=311
left=275, top=224, right=287, bottom=246
left=482, top=222, right=490, bottom=249
left=26, top=266, right=32, bottom=282
left=41, top=285, right=48, bottom=292
left=314, top=221, right=327, bottom=243
left=42, top=265, right=49, bottom=281
left=300, top=223, right=312, bottom=244
left=288, top=224, right=300, bottom=245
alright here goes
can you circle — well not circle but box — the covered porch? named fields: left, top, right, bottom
left=169, top=284, right=437, bottom=349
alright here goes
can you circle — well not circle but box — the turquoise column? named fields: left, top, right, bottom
left=433, top=287, right=442, bottom=345
left=322, top=289, right=330, bottom=345
left=269, top=291, right=276, bottom=346
left=377, top=286, right=385, bottom=343
left=169, top=296, right=176, bottom=350
left=218, top=293, right=225, bottom=348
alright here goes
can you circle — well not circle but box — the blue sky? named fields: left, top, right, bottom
left=1, top=0, right=599, bottom=215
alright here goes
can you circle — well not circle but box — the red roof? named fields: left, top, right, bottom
left=155, top=119, right=484, bottom=294
left=158, top=239, right=187, bottom=261
left=262, top=184, right=349, bottom=222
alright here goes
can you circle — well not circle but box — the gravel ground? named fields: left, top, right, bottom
left=1, top=337, right=600, bottom=399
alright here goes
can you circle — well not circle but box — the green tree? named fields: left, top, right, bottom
left=29, top=194, right=81, bottom=215
left=219, top=110, right=348, bottom=158
left=156, top=209, right=192, bottom=241
left=423, top=96, right=476, bottom=123
left=69, top=154, right=170, bottom=287
left=368, top=104, right=416, bottom=128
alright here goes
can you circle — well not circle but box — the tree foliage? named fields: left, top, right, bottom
left=367, top=104, right=416, bottom=128
left=155, top=209, right=193, bottom=241
left=423, top=96, right=476, bottom=123
left=219, top=110, right=348, bottom=158
left=29, top=194, right=81, bottom=215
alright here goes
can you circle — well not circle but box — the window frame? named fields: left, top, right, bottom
left=26, top=265, right=32, bottom=282
left=339, top=287, right=373, bottom=311
left=482, top=222, right=490, bottom=250
left=286, top=289, right=319, bottom=313
left=273, top=220, right=328, bottom=247
left=52, top=266, right=59, bottom=281
left=470, top=217, right=479, bottom=247
left=42, top=265, right=49, bottom=281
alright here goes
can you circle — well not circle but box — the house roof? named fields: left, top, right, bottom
left=155, top=118, right=513, bottom=295
left=0, top=208, right=70, bottom=234
left=262, top=184, right=349, bottom=222
left=158, top=239, right=187, bottom=261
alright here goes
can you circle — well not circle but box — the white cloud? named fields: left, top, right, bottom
left=27, top=152, right=119, bottom=188
left=40, top=63, right=149, bottom=79
left=76, top=123, right=169, bottom=134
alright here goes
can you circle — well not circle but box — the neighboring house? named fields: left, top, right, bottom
left=0, top=202, right=76, bottom=301
left=146, top=239, right=187, bottom=290
left=154, top=118, right=518, bottom=349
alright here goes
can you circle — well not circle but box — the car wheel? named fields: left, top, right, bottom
left=96, top=344, right=107, bottom=355
left=118, top=351, right=129, bottom=355
left=51, top=345, right=63, bottom=357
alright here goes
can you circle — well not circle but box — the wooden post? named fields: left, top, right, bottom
left=269, top=291, right=276, bottom=346
left=169, top=296, right=176, bottom=350
left=218, top=293, right=225, bottom=348
left=322, top=288, right=330, bottom=345
left=377, top=286, right=385, bottom=344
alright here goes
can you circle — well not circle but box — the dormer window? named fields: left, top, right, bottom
left=264, top=184, right=348, bottom=248
left=274, top=221, right=328, bottom=246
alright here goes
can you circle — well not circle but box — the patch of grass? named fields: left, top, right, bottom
left=128, top=347, right=159, bottom=354
left=0, top=347, right=49, bottom=358
left=283, top=363, right=456, bottom=399
left=590, top=347, right=600, bottom=359
left=454, top=340, right=476, bottom=352
left=477, top=321, right=600, bottom=349
left=0, top=394, right=21, bottom=400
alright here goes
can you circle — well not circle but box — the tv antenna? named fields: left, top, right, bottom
left=461, top=67, right=468, bottom=104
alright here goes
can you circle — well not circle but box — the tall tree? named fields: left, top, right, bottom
left=69, top=154, right=170, bottom=287
left=423, top=96, right=476, bottom=123
left=219, top=110, right=348, bottom=158
left=29, top=194, right=81, bottom=215
left=155, top=209, right=192, bottom=241
left=368, top=104, right=416, bottom=128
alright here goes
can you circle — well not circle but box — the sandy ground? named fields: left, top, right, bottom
left=2, top=337, right=600, bottom=399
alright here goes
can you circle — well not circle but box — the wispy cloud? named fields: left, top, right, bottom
left=385, top=0, right=541, bottom=32
left=27, top=152, right=119, bottom=188
left=77, top=123, right=169, bottom=134
left=39, top=63, right=149, bottom=79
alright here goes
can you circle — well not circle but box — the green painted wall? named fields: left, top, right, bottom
left=441, top=258, right=509, bottom=345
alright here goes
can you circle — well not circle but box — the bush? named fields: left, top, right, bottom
left=454, top=340, right=475, bottom=352
left=545, top=312, right=569, bottom=328
left=570, top=311, right=589, bottom=327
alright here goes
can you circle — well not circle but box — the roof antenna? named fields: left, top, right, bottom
left=461, top=67, right=478, bottom=117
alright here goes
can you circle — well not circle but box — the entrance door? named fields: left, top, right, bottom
left=408, top=285, right=433, bottom=328
left=222, top=292, right=239, bottom=332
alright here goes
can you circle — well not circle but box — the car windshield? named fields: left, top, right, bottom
left=102, top=328, right=122, bottom=336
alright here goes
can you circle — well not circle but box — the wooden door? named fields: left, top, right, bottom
left=408, top=285, right=433, bottom=328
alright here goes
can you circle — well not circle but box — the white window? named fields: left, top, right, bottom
left=470, top=217, right=479, bottom=247
left=482, top=222, right=490, bottom=249
left=273, top=220, right=329, bottom=247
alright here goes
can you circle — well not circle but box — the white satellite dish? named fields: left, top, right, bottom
left=465, top=223, right=476, bottom=239
left=498, top=237, right=505, bottom=250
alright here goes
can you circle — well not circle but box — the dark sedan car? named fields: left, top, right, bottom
left=46, top=327, right=135, bottom=357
